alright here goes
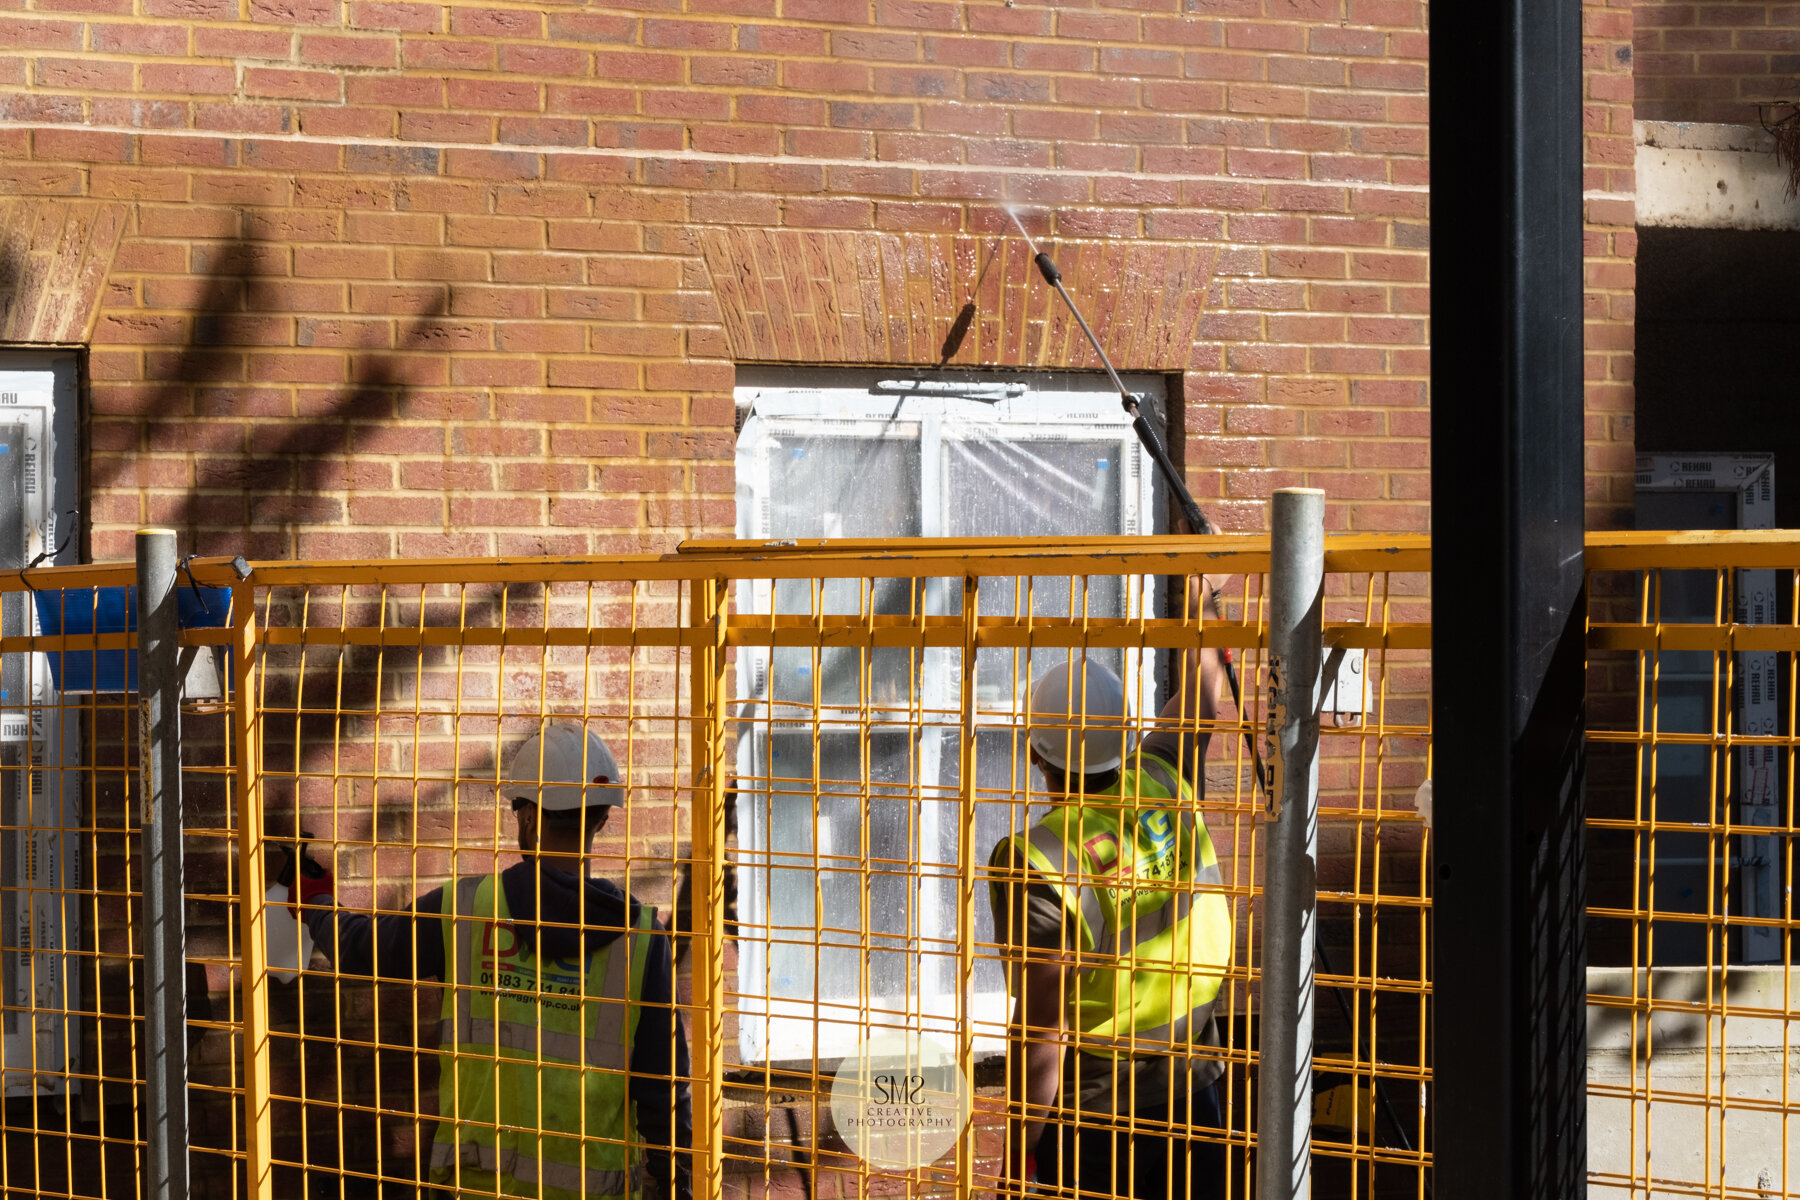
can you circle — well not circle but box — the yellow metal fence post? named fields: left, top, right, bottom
left=232, top=582, right=273, bottom=1198
left=957, top=574, right=979, bottom=1200
left=689, top=576, right=728, bottom=1200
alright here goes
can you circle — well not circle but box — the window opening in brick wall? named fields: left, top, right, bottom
left=1635, top=453, right=1781, bottom=966
left=731, top=367, right=1171, bottom=1064
left=0, top=351, right=82, bottom=1096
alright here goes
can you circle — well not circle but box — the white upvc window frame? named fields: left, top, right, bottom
left=0, top=352, right=81, bottom=1098
left=731, top=369, right=1166, bottom=1064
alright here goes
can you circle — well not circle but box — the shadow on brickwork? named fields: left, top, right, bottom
left=63, top=223, right=502, bottom=1197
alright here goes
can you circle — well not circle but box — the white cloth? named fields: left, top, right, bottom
left=264, top=885, right=315, bottom=983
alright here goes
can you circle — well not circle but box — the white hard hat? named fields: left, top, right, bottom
left=503, top=719, right=624, bottom=811
left=1028, top=660, right=1131, bottom=774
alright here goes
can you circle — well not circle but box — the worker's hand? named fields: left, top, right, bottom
left=287, top=844, right=335, bottom=915
left=1011, top=1153, right=1038, bottom=1186
left=993, top=1113, right=1040, bottom=1193
left=1188, top=573, right=1229, bottom=619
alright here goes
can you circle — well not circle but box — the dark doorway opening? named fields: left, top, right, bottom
left=1633, top=224, right=1800, bottom=968
left=1636, top=226, right=1800, bottom=526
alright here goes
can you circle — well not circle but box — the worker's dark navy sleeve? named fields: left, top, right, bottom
left=630, top=924, right=693, bottom=1199
left=301, top=886, right=447, bottom=981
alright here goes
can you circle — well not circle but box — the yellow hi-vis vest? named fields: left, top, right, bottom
left=992, top=753, right=1233, bottom=1055
left=431, top=874, right=654, bottom=1199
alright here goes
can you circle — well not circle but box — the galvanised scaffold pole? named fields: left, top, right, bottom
left=137, top=527, right=191, bottom=1199
left=1257, top=488, right=1324, bottom=1200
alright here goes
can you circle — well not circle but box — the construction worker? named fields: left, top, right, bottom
left=289, top=718, right=693, bottom=1200
left=988, top=582, right=1234, bottom=1200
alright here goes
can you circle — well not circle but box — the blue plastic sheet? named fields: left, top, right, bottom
left=33, top=585, right=232, bottom=693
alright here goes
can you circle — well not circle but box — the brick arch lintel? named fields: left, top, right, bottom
left=0, top=198, right=131, bottom=346
left=698, top=228, right=1218, bottom=373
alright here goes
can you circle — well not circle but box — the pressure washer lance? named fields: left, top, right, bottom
left=1005, top=206, right=1269, bottom=800
left=1008, top=208, right=1426, bottom=1169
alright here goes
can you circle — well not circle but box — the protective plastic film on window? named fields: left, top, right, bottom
left=0, top=356, right=79, bottom=1100
left=730, top=368, right=1169, bottom=1064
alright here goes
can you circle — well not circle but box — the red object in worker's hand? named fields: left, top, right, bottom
left=289, top=848, right=335, bottom=915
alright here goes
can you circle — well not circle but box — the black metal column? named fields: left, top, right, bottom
left=1429, top=0, right=1588, bottom=1194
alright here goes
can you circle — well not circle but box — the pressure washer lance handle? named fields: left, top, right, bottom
left=1125, top=398, right=1210, bottom=535
left=1127, top=396, right=1270, bottom=796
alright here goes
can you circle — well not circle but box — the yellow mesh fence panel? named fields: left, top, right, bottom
left=0, top=531, right=1783, bottom=1200
left=1587, top=533, right=1800, bottom=1200
left=0, top=565, right=253, bottom=1198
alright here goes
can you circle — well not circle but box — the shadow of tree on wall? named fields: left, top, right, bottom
left=77, top=222, right=698, bottom=1198
left=62, top=217, right=523, bottom=1199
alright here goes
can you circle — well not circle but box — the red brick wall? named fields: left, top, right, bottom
left=0, top=1, right=1642, bottom=551
left=0, top=0, right=1439, bottom=560
left=1634, top=0, right=1800, bottom=123
left=1590, top=0, right=1637, bottom=532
